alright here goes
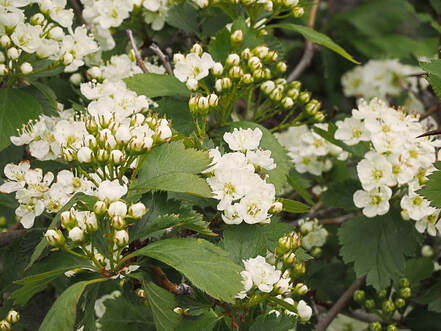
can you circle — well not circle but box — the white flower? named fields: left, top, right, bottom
left=246, top=149, right=276, bottom=170
left=128, top=202, right=147, bottom=219
left=356, top=151, right=394, bottom=190
left=223, top=128, right=263, bottom=151
left=353, top=186, right=392, bottom=218
left=68, top=227, right=84, bottom=242
left=400, top=192, right=436, bottom=221
left=77, top=147, right=93, bottom=163
left=114, top=229, right=129, bottom=246
left=335, top=117, right=370, bottom=145
left=243, top=256, right=281, bottom=293
left=11, top=23, right=42, bottom=53
left=108, top=201, right=127, bottom=217
left=297, top=300, right=312, bottom=321
left=415, top=212, right=441, bottom=236
left=235, top=270, right=253, bottom=299
left=96, top=180, right=127, bottom=202
left=173, top=52, right=215, bottom=83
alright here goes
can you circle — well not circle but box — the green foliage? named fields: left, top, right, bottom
left=287, top=169, right=314, bottom=205
left=338, top=209, right=420, bottom=290
left=0, top=88, right=42, bottom=151
left=321, top=179, right=361, bottom=211
left=271, top=24, right=359, bottom=64
left=144, top=281, right=181, bottom=331
left=280, top=198, right=309, bottom=213
left=39, top=279, right=106, bottom=331
left=126, top=238, right=243, bottom=303
left=131, top=141, right=212, bottom=198
left=155, top=98, right=196, bottom=135
left=249, top=314, right=296, bottom=331
left=166, top=3, right=199, bottom=35
left=417, top=162, right=441, bottom=208
left=222, top=220, right=291, bottom=264
left=178, top=311, right=222, bottom=331
left=124, top=73, right=191, bottom=98
left=415, top=280, right=441, bottom=313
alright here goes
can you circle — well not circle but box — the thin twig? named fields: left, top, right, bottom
left=149, top=43, right=173, bottom=75
left=287, top=0, right=320, bottom=82
left=421, top=103, right=440, bottom=120
left=315, top=276, right=365, bottom=331
left=126, top=29, right=149, bottom=74
left=151, top=266, right=192, bottom=295
left=318, top=213, right=355, bottom=225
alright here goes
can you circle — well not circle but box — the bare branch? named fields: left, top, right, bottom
left=126, top=29, right=149, bottom=74
left=151, top=266, right=192, bottom=295
left=315, top=276, right=365, bottom=331
left=287, top=0, right=320, bottom=82
left=318, top=213, right=356, bottom=225
left=149, top=43, right=173, bottom=75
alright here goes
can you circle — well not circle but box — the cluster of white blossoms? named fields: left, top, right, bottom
left=236, top=232, right=313, bottom=323
left=173, top=44, right=216, bottom=91
left=276, top=124, right=348, bottom=176
left=0, top=0, right=99, bottom=76
left=298, top=218, right=328, bottom=252
left=205, top=127, right=280, bottom=225
left=85, top=53, right=166, bottom=83
left=341, top=59, right=428, bottom=110
left=335, top=98, right=441, bottom=234
left=0, top=162, right=94, bottom=228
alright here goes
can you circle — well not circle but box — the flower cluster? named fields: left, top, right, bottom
left=341, top=59, right=428, bottom=110
left=0, top=162, right=94, bottom=228
left=335, top=98, right=441, bottom=234
left=0, top=0, right=98, bottom=77
left=236, top=232, right=312, bottom=322
left=276, top=124, right=348, bottom=176
left=85, top=53, right=166, bottom=83
left=205, top=127, right=280, bottom=224
left=298, top=218, right=328, bottom=253
left=0, top=310, right=19, bottom=331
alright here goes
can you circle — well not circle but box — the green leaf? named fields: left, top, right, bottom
left=219, top=121, right=291, bottom=194
left=179, top=311, right=222, bottom=331
left=270, top=23, right=359, bottom=64
left=39, top=279, right=106, bottom=331
left=124, top=73, right=190, bottom=98
left=427, top=74, right=441, bottom=99
left=280, top=198, right=309, bottom=213
left=420, top=59, right=441, bottom=76
left=144, top=281, right=181, bottom=331
left=0, top=88, right=42, bottom=151
left=249, top=314, right=296, bottom=331
left=287, top=169, right=313, bottom=205
left=26, top=193, right=97, bottom=269
left=418, top=167, right=441, bottom=208
left=155, top=98, right=196, bottom=135
left=222, top=220, right=291, bottom=264
left=166, top=3, right=198, bottom=34
left=338, top=209, right=420, bottom=290
left=208, top=28, right=232, bottom=63
left=127, top=238, right=243, bottom=303
left=415, top=280, right=441, bottom=312
left=321, top=179, right=361, bottom=211
left=405, top=258, right=434, bottom=286
left=131, top=141, right=212, bottom=198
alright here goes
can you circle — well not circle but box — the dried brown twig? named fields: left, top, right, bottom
left=126, top=29, right=149, bottom=74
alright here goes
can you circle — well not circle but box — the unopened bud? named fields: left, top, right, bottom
left=299, top=91, right=311, bottom=104
left=31, top=13, right=45, bottom=25
left=311, top=247, right=322, bottom=257
left=241, top=73, right=254, bottom=84
left=114, top=230, right=129, bottom=246
left=421, top=245, right=434, bottom=257
left=253, top=69, right=265, bottom=80
left=365, top=299, right=375, bottom=310
left=77, top=147, right=93, bottom=163
left=398, top=278, right=410, bottom=288
left=112, top=216, right=126, bottom=230
left=95, top=253, right=105, bottom=264
left=129, top=202, right=147, bottom=219
left=314, top=112, right=325, bottom=122
left=294, top=283, right=308, bottom=295
left=68, top=227, right=84, bottom=242
left=281, top=97, right=294, bottom=109
left=49, top=26, right=64, bottom=40
left=386, top=325, right=398, bottom=331
left=369, top=322, right=382, bottom=331
left=20, top=62, right=32, bottom=74
left=61, top=210, right=76, bottom=229
left=70, top=73, right=83, bottom=85
left=283, top=252, right=296, bottom=264
left=254, top=46, right=269, bottom=59
left=0, top=64, right=8, bottom=76
left=353, top=290, right=365, bottom=303
left=63, top=52, right=73, bottom=65
left=96, top=149, right=109, bottom=162
left=292, top=6, right=304, bottom=18
left=265, top=50, right=278, bottom=63
left=136, top=288, right=146, bottom=298
left=395, top=298, right=405, bottom=308
left=0, top=320, right=11, bottom=331
left=197, top=96, right=209, bottom=111
left=276, top=61, right=287, bottom=74
left=278, top=235, right=292, bottom=253
left=208, top=94, right=218, bottom=107
left=0, top=35, right=11, bottom=48
left=248, top=56, right=262, bottom=71
left=173, top=53, right=184, bottom=63
left=382, top=300, right=395, bottom=314
left=269, top=88, right=283, bottom=101
left=45, top=229, right=65, bottom=247
left=94, top=200, right=107, bottom=215
left=191, top=43, right=203, bottom=56
left=110, top=150, right=125, bottom=164
left=212, top=62, right=223, bottom=75
left=269, top=201, right=283, bottom=214
left=5, top=310, right=19, bottom=324
left=230, top=30, right=244, bottom=44
left=261, top=80, right=275, bottom=94
left=86, top=117, right=98, bottom=134
left=399, top=287, right=411, bottom=299
left=186, top=78, right=198, bottom=91
left=226, top=53, right=240, bottom=67
left=7, top=47, right=19, bottom=60
left=241, top=48, right=252, bottom=60
left=229, top=65, right=243, bottom=79
left=293, top=261, right=306, bottom=275
left=87, top=66, right=102, bottom=79
left=377, top=289, right=387, bottom=299
left=284, top=0, right=299, bottom=7
left=62, top=148, right=75, bottom=162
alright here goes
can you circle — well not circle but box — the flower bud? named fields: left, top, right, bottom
left=136, top=288, right=146, bottom=299
left=115, top=126, right=131, bottom=144
left=381, top=300, right=395, bottom=314
left=299, top=91, right=311, bottom=104
left=314, top=112, right=325, bottom=122
left=5, top=310, right=19, bottom=324
left=129, top=202, right=147, bottom=219
left=269, top=201, right=283, bottom=214
left=377, top=289, right=387, bottom=299
left=94, top=200, right=107, bottom=215
left=241, top=48, right=251, bottom=60
left=278, top=235, right=292, bottom=253
left=369, top=322, right=382, bottom=331
left=87, top=66, right=102, bottom=79
left=292, top=6, right=304, bottom=18
left=173, top=53, right=185, bottom=63
left=45, top=229, right=65, bottom=247
left=230, top=30, right=244, bottom=44
left=20, top=62, right=32, bottom=74
left=421, top=244, right=434, bottom=257
left=188, top=95, right=199, bottom=113
left=269, top=88, right=283, bottom=101
left=0, top=64, right=8, bottom=76
left=49, top=26, right=64, bottom=40
left=296, top=300, right=312, bottom=321
left=281, top=97, right=294, bottom=109
left=275, top=61, right=287, bottom=74
left=95, top=253, right=105, bottom=264
left=7, top=47, right=19, bottom=60
left=110, top=150, right=125, bottom=164
left=399, top=287, right=411, bottom=298
left=311, top=247, right=322, bottom=257
left=186, top=78, right=198, bottom=91
left=226, top=53, right=240, bottom=66
left=96, top=149, right=109, bottom=162
left=129, top=138, right=145, bottom=152
left=114, top=230, right=129, bottom=246
left=283, top=252, right=296, bottom=264
left=398, top=278, right=410, bottom=288
left=265, top=50, right=278, bottom=63
left=86, top=117, right=98, bottom=134
left=294, top=283, right=308, bottom=295
left=70, top=73, right=83, bottom=85
left=386, top=325, right=397, bottom=331
left=365, top=299, right=375, bottom=310
left=112, top=216, right=126, bottom=229
left=0, top=320, right=11, bottom=331
left=62, top=148, right=75, bottom=162
left=77, top=147, right=93, bottom=163
left=0, top=35, right=10, bottom=48
left=241, top=73, right=254, bottom=84
left=254, top=46, right=269, bottom=59
left=132, top=113, right=145, bottom=126
left=68, top=227, right=84, bottom=242
left=284, top=0, right=299, bottom=6
left=229, top=66, right=243, bottom=79
left=190, top=43, right=203, bottom=56
left=197, top=96, right=209, bottom=111
left=63, top=53, right=73, bottom=65
left=209, top=61, right=223, bottom=76
left=353, top=290, right=365, bottom=303
left=248, top=56, right=262, bottom=71
left=108, top=201, right=127, bottom=217
left=293, top=261, right=306, bottom=275
left=395, top=298, right=405, bottom=308
left=61, top=210, right=76, bottom=229
left=261, top=80, right=275, bottom=94
left=85, top=213, right=98, bottom=232
left=208, top=94, right=219, bottom=107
